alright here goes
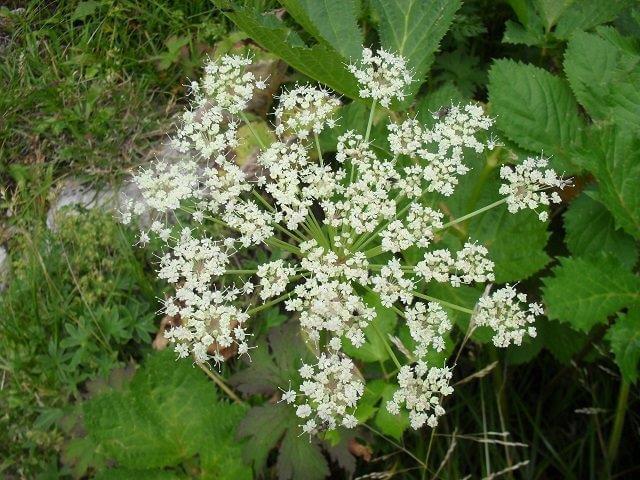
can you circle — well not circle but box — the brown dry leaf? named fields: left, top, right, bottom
left=348, top=438, right=373, bottom=462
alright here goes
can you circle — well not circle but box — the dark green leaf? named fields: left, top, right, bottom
left=542, top=256, right=640, bottom=331
left=213, top=1, right=359, bottom=98
left=564, top=190, right=638, bottom=269
left=278, top=0, right=362, bottom=59
left=607, top=310, right=640, bottom=384
left=488, top=59, right=584, bottom=171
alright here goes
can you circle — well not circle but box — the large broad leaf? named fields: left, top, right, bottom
left=83, top=351, right=250, bottom=477
left=278, top=0, right=362, bottom=60
left=554, top=1, right=631, bottom=39
left=607, top=310, right=640, bottom=384
left=488, top=59, right=584, bottom=172
left=374, top=383, right=410, bottom=439
left=563, top=190, right=638, bottom=270
left=371, top=0, right=461, bottom=100
left=580, top=126, right=640, bottom=238
left=542, top=257, right=640, bottom=332
left=564, top=30, right=640, bottom=129
left=213, top=1, right=359, bottom=98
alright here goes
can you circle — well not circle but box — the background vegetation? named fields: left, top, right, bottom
left=1, top=0, right=639, bottom=478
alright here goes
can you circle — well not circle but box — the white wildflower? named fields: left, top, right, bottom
left=348, top=47, right=413, bottom=107
left=499, top=156, right=569, bottom=220
left=257, top=259, right=295, bottom=300
left=406, top=302, right=451, bottom=357
left=475, top=285, right=540, bottom=347
left=387, top=361, right=453, bottom=429
left=274, top=85, right=340, bottom=139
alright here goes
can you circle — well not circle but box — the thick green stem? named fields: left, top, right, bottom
left=606, top=380, right=630, bottom=474
left=247, top=292, right=293, bottom=315
left=365, top=100, right=377, bottom=143
left=439, top=198, right=507, bottom=231
left=413, top=291, right=474, bottom=314
left=240, top=112, right=266, bottom=149
left=314, top=132, right=324, bottom=166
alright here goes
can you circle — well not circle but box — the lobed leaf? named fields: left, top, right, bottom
left=542, top=256, right=640, bottom=332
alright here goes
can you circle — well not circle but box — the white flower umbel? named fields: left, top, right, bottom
left=475, top=285, right=541, bottom=347
left=406, top=302, right=452, bottom=357
left=347, top=47, right=413, bottom=108
left=295, top=353, right=364, bottom=434
left=257, top=259, right=295, bottom=300
left=499, top=155, right=569, bottom=221
left=386, top=361, right=454, bottom=429
left=274, top=85, right=341, bottom=139
left=122, top=51, right=565, bottom=435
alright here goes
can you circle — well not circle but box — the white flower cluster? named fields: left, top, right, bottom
left=406, top=302, right=452, bottom=357
left=274, top=85, right=341, bottom=139
left=257, top=259, right=295, bottom=300
left=475, top=285, right=541, bottom=348
left=499, top=156, right=569, bottom=221
left=122, top=50, right=564, bottom=436
left=415, top=242, right=495, bottom=287
left=389, top=105, right=494, bottom=196
left=347, top=48, right=413, bottom=107
left=282, top=353, right=364, bottom=434
left=387, top=362, right=454, bottom=429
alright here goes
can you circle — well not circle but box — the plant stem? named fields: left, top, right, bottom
left=439, top=198, right=507, bottom=231
left=196, top=362, right=244, bottom=405
left=412, top=291, right=474, bottom=314
left=365, top=100, right=377, bottom=143
left=606, top=380, right=630, bottom=475
left=314, top=132, right=323, bottom=166
left=423, top=428, right=436, bottom=480
left=372, top=320, right=402, bottom=370
left=240, top=112, right=266, bottom=149
left=247, top=292, right=293, bottom=315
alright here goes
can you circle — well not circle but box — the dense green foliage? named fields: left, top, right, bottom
left=1, top=0, right=639, bottom=479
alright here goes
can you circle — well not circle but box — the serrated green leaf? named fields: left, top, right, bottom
left=94, top=469, right=182, bottom=480
left=555, top=0, right=630, bottom=39
left=342, top=292, right=398, bottom=362
left=502, top=19, right=545, bottom=46
left=236, top=403, right=292, bottom=473
left=277, top=429, right=331, bottom=480
left=213, top=1, right=359, bottom=98
left=374, top=383, right=410, bottom=439
left=580, top=126, right=640, bottom=238
left=278, top=0, right=362, bottom=60
left=534, top=0, right=572, bottom=32
left=564, top=191, right=638, bottom=269
left=607, top=310, right=640, bottom=384
left=83, top=351, right=249, bottom=475
left=371, top=0, right=461, bottom=100
left=542, top=257, right=640, bottom=332
left=488, top=59, right=584, bottom=172
left=564, top=30, right=640, bottom=127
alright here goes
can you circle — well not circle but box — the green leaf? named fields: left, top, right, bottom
left=94, top=469, right=182, bottom=480
left=580, top=126, right=640, bottom=238
left=213, top=1, right=359, bottom=98
left=607, top=310, right=640, bottom=384
left=564, top=30, right=640, bottom=127
left=374, top=383, right=410, bottom=439
left=278, top=0, right=362, bottom=59
left=564, top=190, right=638, bottom=270
left=355, top=379, right=386, bottom=422
left=555, top=0, right=631, bottom=39
left=469, top=206, right=550, bottom=283
left=342, top=292, right=398, bottom=362
left=538, top=318, right=589, bottom=364
left=542, top=256, right=640, bottom=332
left=502, top=19, right=545, bottom=46
left=236, top=403, right=330, bottom=479
left=488, top=59, right=584, bottom=171
left=83, top=351, right=250, bottom=475
left=533, top=0, right=572, bottom=32
left=277, top=429, right=331, bottom=480
left=371, top=0, right=461, bottom=99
